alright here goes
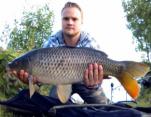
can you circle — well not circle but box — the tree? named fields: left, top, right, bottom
left=122, top=0, right=151, bottom=63
left=0, top=48, right=25, bottom=98
left=0, top=4, right=54, bottom=99
left=122, top=0, right=151, bottom=107
left=6, top=4, right=54, bottom=51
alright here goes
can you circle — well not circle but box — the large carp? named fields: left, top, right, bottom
left=7, top=47, right=150, bottom=103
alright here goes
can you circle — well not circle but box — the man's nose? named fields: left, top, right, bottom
left=67, top=19, right=74, bottom=24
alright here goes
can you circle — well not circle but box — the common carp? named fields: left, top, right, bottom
left=7, top=47, right=150, bottom=103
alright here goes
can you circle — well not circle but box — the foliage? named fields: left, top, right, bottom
left=122, top=0, right=151, bottom=106
left=137, top=71, right=151, bottom=106
left=122, top=0, right=151, bottom=62
left=0, top=4, right=54, bottom=100
left=137, top=87, right=151, bottom=106
left=0, top=24, right=11, bottom=49
left=0, top=49, right=27, bottom=100
left=0, top=4, right=54, bottom=115
left=6, top=4, right=54, bottom=51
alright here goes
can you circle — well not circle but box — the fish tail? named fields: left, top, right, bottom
left=118, top=61, right=150, bottom=99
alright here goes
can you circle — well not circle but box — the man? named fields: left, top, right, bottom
left=13, top=2, right=108, bottom=104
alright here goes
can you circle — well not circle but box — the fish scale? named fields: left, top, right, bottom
left=31, top=48, right=100, bottom=82
left=7, top=46, right=150, bottom=103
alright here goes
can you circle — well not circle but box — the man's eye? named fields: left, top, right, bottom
left=72, top=18, right=77, bottom=21
left=63, top=17, right=77, bottom=21
left=63, top=17, right=69, bottom=21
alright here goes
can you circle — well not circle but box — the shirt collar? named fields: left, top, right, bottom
left=56, top=30, right=88, bottom=47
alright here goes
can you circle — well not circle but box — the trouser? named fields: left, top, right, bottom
left=49, top=83, right=108, bottom=104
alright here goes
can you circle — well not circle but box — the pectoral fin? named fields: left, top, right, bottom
left=57, top=84, right=72, bottom=103
left=28, top=75, right=35, bottom=98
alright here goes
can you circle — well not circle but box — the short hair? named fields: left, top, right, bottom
left=61, top=2, right=83, bottom=18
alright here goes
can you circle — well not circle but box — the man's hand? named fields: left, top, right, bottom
left=12, top=70, right=37, bottom=84
left=83, top=63, right=103, bottom=88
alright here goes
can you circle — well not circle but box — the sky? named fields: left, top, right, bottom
left=0, top=0, right=143, bottom=102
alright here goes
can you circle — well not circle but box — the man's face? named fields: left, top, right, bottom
left=61, top=7, right=82, bottom=37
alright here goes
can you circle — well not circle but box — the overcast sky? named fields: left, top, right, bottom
left=0, top=0, right=142, bottom=102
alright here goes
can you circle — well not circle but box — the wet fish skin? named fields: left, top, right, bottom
left=7, top=47, right=150, bottom=103
left=7, top=47, right=122, bottom=83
